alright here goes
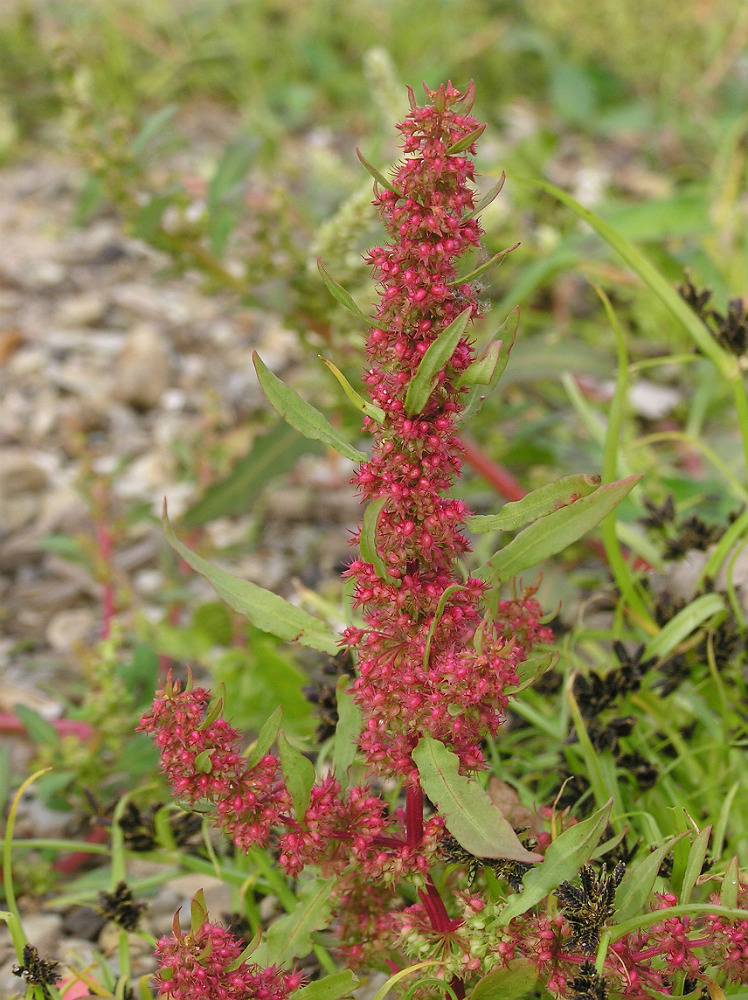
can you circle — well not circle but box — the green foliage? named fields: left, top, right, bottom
left=4, top=4, right=748, bottom=995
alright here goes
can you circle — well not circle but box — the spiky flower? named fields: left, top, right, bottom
left=137, top=673, right=291, bottom=850
left=343, top=81, right=550, bottom=781
left=155, top=894, right=303, bottom=1000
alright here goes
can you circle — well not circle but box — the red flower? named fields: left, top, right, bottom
left=155, top=895, right=302, bottom=1000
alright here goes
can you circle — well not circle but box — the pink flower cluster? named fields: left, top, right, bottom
left=155, top=908, right=303, bottom=1000
left=343, top=82, right=551, bottom=781
left=705, top=883, right=748, bottom=983
left=137, top=674, right=290, bottom=851
left=278, top=772, right=387, bottom=878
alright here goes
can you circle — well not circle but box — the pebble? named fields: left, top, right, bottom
left=114, top=323, right=172, bottom=411
left=54, top=290, right=108, bottom=328
left=0, top=450, right=49, bottom=495
left=46, top=607, right=97, bottom=653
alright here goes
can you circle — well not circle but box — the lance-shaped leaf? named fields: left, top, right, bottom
left=643, top=592, right=725, bottom=661
left=245, top=705, right=283, bottom=768
left=445, top=124, right=486, bottom=155
left=721, top=856, right=740, bottom=909
left=332, top=677, right=362, bottom=790
left=449, top=242, right=520, bottom=287
left=498, top=800, right=612, bottom=924
left=463, top=173, right=506, bottom=222
left=455, top=339, right=503, bottom=389
left=404, top=307, right=473, bottom=416
left=359, top=496, right=393, bottom=581
left=319, top=356, right=385, bottom=424
left=252, top=877, right=334, bottom=967
left=355, top=148, right=402, bottom=197
left=459, top=309, right=519, bottom=424
left=294, top=971, right=360, bottom=1000
left=253, top=353, right=366, bottom=463
left=681, top=825, right=712, bottom=906
left=469, top=959, right=538, bottom=1000
left=468, top=474, right=601, bottom=534
left=278, top=732, right=315, bottom=819
left=412, top=735, right=541, bottom=863
left=477, top=475, right=641, bottom=583
left=164, top=503, right=339, bottom=654
left=226, top=928, right=262, bottom=971
left=316, top=258, right=372, bottom=323
left=613, top=834, right=687, bottom=925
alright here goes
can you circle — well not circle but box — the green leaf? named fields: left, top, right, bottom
left=163, top=503, right=339, bottom=654
left=319, top=356, right=385, bottom=424
left=451, top=243, right=519, bottom=287
left=215, top=643, right=315, bottom=740
left=317, top=258, right=372, bottom=323
left=193, top=602, right=233, bottom=646
left=194, top=749, right=214, bottom=774
left=463, top=172, right=505, bottom=222
left=643, top=593, right=726, bottom=661
left=720, top=856, right=740, bottom=909
left=613, top=834, right=688, bottom=925
left=467, top=474, right=601, bottom=533
left=359, top=496, right=392, bottom=581
left=404, top=307, right=472, bottom=416
left=332, top=677, right=362, bottom=790
left=180, top=420, right=319, bottom=527
left=278, top=732, right=315, bottom=819
left=294, top=970, right=360, bottom=1000
left=355, top=148, right=402, bottom=197
left=190, top=889, right=207, bottom=933
left=455, top=339, right=503, bottom=389
left=423, top=584, right=468, bottom=669
left=445, top=124, right=486, bottom=155
left=459, top=311, right=518, bottom=424
left=226, top=929, right=262, bottom=970
left=468, top=959, right=538, bottom=1000
left=412, top=736, right=541, bottom=863
left=681, top=825, right=711, bottom=905
left=134, top=191, right=178, bottom=242
left=498, top=800, right=612, bottom=924
left=246, top=705, right=283, bottom=769
left=253, top=353, right=366, bottom=463
left=477, top=475, right=641, bottom=583
left=130, top=104, right=178, bottom=158
left=209, top=136, right=257, bottom=207
left=252, top=877, right=333, bottom=967
left=12, top=705, right=59, bottom=747
left=208, top=136, right=258, bottom=256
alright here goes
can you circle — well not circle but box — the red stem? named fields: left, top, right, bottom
left=458, top=435, right=525, bottom=501
left=405, top=783, right=424, bottom=849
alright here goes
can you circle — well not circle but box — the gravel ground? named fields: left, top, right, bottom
left=0, top=149, right=360, bottom=994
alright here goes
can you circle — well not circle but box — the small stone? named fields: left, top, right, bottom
left=114, top=323, right=171, bottom=411
left=0, top=450, right=48, bottom=495
left=55, top=291, right=108, bottom=328
left=61, top=907, right=106, bottom=942
left=46, top=608, right=97, bottom=653
left=0, top=495, right=40, bottom=534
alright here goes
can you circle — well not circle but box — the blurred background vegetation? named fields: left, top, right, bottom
left=3, top=0, right=747, bottom=613
left=4, top=0, right=748, bottom=892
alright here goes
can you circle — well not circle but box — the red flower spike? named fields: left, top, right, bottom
left=345, top=84, right=550, bottom=780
